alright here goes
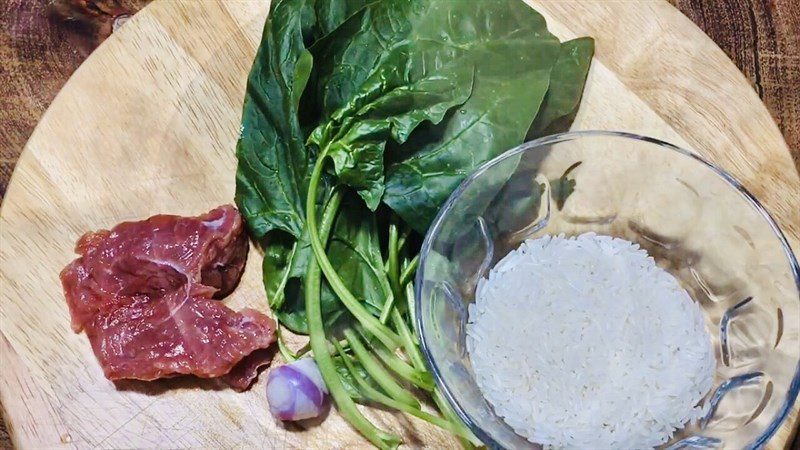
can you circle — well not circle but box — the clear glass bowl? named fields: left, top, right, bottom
left=415, top=131, right=800, bottom=449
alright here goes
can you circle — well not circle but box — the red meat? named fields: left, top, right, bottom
left=60, top=205, right=275, bottom=391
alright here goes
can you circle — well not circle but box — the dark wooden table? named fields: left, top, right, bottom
left=1, top=0, right=798, bottom=448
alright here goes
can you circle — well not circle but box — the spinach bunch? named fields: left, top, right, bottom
left=235, top=0, right=593, bottom=448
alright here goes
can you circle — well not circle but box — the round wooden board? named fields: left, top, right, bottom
left=1, top=0, right=798, bottom=448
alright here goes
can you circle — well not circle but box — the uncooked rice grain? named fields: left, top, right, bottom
left=466, top=233, right=715, bottom=449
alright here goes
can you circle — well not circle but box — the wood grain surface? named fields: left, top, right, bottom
left=1, top=0, right=798, bottom=448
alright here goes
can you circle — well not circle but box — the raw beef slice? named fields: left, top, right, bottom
left=60, top=205, right=275, bottom=391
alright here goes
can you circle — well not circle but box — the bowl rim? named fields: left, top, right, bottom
left=414, top=129, right=800, bottom=449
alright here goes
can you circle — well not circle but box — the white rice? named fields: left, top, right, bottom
left=466, top=233, right=715, bottom=449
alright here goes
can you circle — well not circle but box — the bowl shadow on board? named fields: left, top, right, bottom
left=391, top=413, right=426, bottom=447
left=114, top=376, right=225, bottom=394
left=279, top=401, right=333, bottom=431
left=114, top=347, right=278, bottom=396
left=285, top=396, right=428, bottom=443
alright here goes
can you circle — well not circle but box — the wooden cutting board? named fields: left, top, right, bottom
left=1, top=0, right=798, bottom=448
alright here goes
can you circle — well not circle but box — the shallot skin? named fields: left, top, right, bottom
left=266, top=358, right=329, bottom=421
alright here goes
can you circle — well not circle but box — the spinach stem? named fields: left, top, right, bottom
left=276, top=325, right=298, bottom=362
left=305, top=190, right=400, bottom=450
left=433, top=387, right=480, bottom=448
left=360, top=326, right=434, bottom=391
left=343, top=328, right=419, bottom=408
left=306, top=147, right=401, bottom=349
left=380, top=221, right=401, bottom=324
left=397, top=227, right=411, bottom=254
left=294, top=342, right=311, bottom=358
left=383, top=227, right=409, bottom=273
left=390, top=308, right=427, bottom=371
left=388, top=221, right=401, bottom=294
left=334, top=342, right=476, bottom=441
left=269, top=240, right=298, bottom=309
left=378, top=295, right=395, bottom=325
left=399, top=254, right=419, bottom=287
left=405, top=281, right=418, bottom=338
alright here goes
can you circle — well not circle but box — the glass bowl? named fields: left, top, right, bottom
left=415, top=131, right=800, bottom=449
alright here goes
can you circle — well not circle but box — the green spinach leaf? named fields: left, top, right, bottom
left=326, top=196, right=393, bottom=316
left=234, top=0, right=318, bottom=241
left=264, top=194, right=393, bottom=333
left=527, top=37, right=595, bottom=139
left=240, top=0, right=380, bottom=332
left=263, top=233, right=339, bottom=334
left=313, top=0, right=374, bottom=39
left=236, top=0, right=376, bottom=242
left=310, top=39, right=475, bottom=210
left=382, top=0, right=562, bottom=232
left=307, top=0, right=424, bottom=118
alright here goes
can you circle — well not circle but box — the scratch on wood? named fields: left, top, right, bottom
left=94, top=399, right=160, bottom=448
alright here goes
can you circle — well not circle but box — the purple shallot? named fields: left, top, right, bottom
left=266, top=358, right=329, bottom=421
